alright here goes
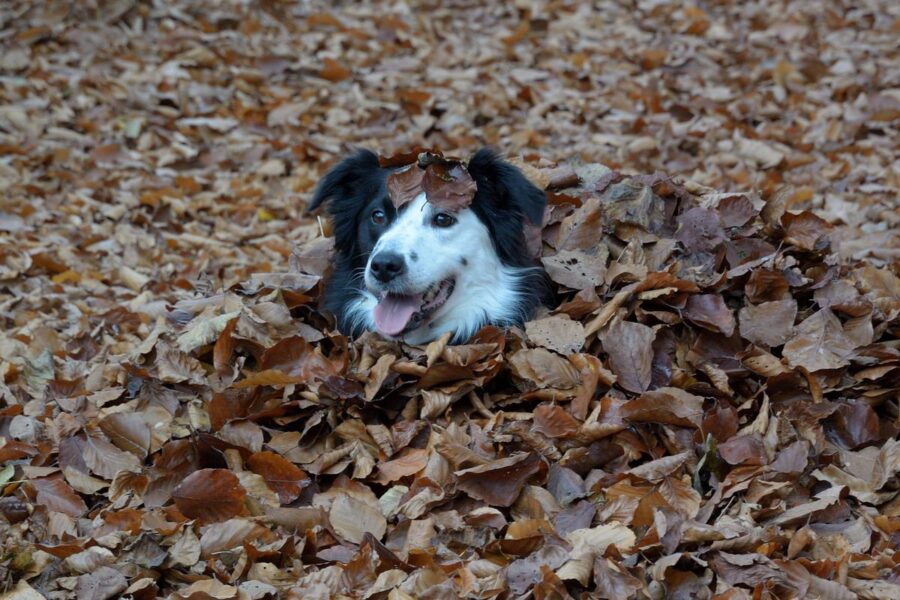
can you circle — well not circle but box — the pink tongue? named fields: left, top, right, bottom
left=373, top=294, right=421, bottom=336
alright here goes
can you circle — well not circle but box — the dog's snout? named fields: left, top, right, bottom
left=370, top=251, right=406, bottom=283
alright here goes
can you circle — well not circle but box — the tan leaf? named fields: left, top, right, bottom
left=329, top=494, right=387, bottom=544
left=541, top=247, right=608, bottom=290
left=783, top=309, right=856, bottom=372
left=556, top=523, right=636, bottom=585
left=602, top=320, right=654, bottom=393
left=532, top=404, right=581, bottom=438
left=526, top=315, right=586, bottom=355
left=738, top=299, right=797, bottom=347
left=509, top=348, right=581, bottom=389
left=375, top=448, right=430, bottom=485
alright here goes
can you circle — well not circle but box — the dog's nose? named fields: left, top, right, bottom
left=370, top=251, right=406, bottom=283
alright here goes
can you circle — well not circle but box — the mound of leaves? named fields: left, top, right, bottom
left=3, top=155, right=899, bottom=600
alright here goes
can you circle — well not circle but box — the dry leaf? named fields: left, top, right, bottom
left=456, top=453, right=544, bottom=507
left=172, top=469, right=247, bottom=524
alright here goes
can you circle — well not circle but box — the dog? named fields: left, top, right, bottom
left=307, top=148, right=549, bottom=344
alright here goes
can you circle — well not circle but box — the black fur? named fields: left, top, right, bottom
left=308, top=148, right=551, bottom=339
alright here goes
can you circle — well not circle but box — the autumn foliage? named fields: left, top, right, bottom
left=1, top=2, right=899, bottom=600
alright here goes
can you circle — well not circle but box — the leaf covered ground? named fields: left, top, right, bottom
left=1, top=1, right=899, bottom=599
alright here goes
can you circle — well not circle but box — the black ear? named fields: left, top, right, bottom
left=307, top=149, right=383, bottom=254
left=306, top=149, right=381, bottom=214
left=467, top=147, right=546, bottom=225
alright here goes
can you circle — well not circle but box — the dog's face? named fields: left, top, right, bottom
left=363, top=192, right=492, bottom=336
left=308, top=149, right=548, bottom=343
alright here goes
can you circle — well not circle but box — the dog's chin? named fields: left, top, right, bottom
left=369, top=277, right=456, bottom=338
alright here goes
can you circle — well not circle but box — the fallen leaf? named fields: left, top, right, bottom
left=172, top=469, right=247, bottom=524
left=782, top=309, right=856, bottom=371
left=247, top=451, right=310, bottom=505
left=738, top=299, right=797, bottom=347
left=526, top=315, right=586, bottom=355
left=456, top=453, right=544, bottom=507
left=603, top=320, right=654, bottom=393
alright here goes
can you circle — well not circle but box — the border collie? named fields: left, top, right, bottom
left=308, top=149, right=549, bottom=344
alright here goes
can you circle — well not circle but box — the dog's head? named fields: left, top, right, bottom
left=308, top=148, right=547, bottom=341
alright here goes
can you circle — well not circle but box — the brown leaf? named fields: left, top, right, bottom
left=675, top=207, right=724, bottom=252
left=594, top=558, right=643, bottom=599
left=526, top=315, right=586, bottom=355
left=533, top=404, right=581, bottom=438
left=622, top=387, right=704, bottom=428
left=247, top=451, right=310, bottom=505
left=375, top=448, right=429, bottom=484
left=456, top=453, right=544, bottom=507
left=329, top=494, right=387, bottom=544
left=782, top=210, right=833, bottom=251
left=568, top=353, right=616, bottom=420
left=99, top=413, right=151, bottom=458
left=232, top=369, right=302, bottom=388
left=541, top=247, right=608, bottom=290
left=509, top=348, right=581, bottom=389
left=320, top=57, right=352, bottom=82
left=556, top=196, right=603, bottom=251
left=684, top=294, right=735, bottom=336
left=213, top=316, right=238, bottom=376
left=386, top=163, right=426, bottom=209
left=603, top=320, right=654, bottom=393
left=718, top=434, right=768, bottom=466
left=76, top=566, right=127, bottom=600
left=258, top=336, right=340, bottom=382
left=738, top=299, right=797, bottom=347
left=422, top=160, right=477, bottom=211
left=364, top=353, right=396, bottom=401
left=172, top=469, right=247, bottom=524
left=745, top=269, right=790, bottom=303
left=82, top=434, right=142, bottom=480
left=782, top=309, right=856, bottom=371
left=31, top=476, right=88, bottom=517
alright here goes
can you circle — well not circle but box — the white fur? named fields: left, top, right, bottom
left=346, top=193, right=532, bottom=344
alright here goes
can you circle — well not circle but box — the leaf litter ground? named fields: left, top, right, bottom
left=1, top=1, right=899, bottom=599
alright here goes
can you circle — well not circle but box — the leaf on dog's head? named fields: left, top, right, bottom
left=378, top=146, right=439, bottom=168
left=386, top=163, right=426, bottom=209
left=422, top=159, right=478, bottom=212
left=386, top=151, right=477, bottom=211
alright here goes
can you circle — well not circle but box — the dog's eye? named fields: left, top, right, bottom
left=371, top=209, right=387, bottom=225
left=432, top=213, right=456, bottom=228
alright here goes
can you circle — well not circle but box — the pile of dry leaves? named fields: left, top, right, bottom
left=1, top=1, right=899, bottom=599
